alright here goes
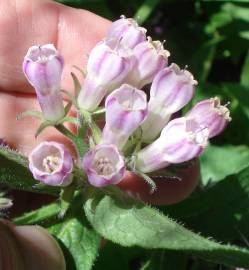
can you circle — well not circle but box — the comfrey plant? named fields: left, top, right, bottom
left=21, top=16, right=231, bottom=192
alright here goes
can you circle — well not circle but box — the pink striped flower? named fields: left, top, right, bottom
left=101, top=84, right=148, bottom=149
left=142, top=63, right=197, bottom=142
left=126, top=37, right=170, bottom=88
left=82, top=144, right=125, bottom=187
left=136, top=117, right=209, bottom=173
left=108, top=15, right=147, bottom=49
left=77, top=38, right=133, bottom=111
left=23, top=44, right=65, bottom=121
left=187, top=97, right=231, bottom=138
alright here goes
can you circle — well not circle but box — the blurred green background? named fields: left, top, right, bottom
left=54, top=1, right=249, bottom=269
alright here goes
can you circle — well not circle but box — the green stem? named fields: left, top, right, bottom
left=55, top=124, right=76, bottom=141
left=55, top=124, right=88, bottom=158
left=80, top=110, right=102, bottom=145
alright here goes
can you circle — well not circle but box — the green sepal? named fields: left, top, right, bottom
left=16, top=110, right=44, bottom=120
left=72, top=65, right=86, bottom=77
left=35, top=121, right=53, bottom=138
left=60, top=89, right=77, bottom=106
left=134, top=170, right=157, bottom=193
left=71, top=72, right=82, bottom=97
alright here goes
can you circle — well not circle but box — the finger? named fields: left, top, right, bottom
left=118, top=159, right=200, bottom=205
left=0, top=220, right=66, bottom=270
left=13, top=225, right=66, bottom=270
left=0, top=0, right=110, bottom=93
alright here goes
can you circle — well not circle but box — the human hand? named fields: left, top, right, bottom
left=0, top=0, right=199, bottom=207
left=0, top=219, right=66, bottom=270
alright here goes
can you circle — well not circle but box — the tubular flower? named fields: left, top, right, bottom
left=142, top=63, right=197, bottom=142
left=186, top=97, right=231, bottom=138
left=82, top=144, right=125, bottom=187
left=77, top=38, right=133, bottom=111
left=29, top=142, right=73, bottom=186
left=136, top=117, right=209, bottom=173
left=101, top=84, right=148, bottom=149
left=23, top=44, right=65, bottom=121
left=126, top=37, right=170, bottom=88
left=107, top=15, right=147, bottom=49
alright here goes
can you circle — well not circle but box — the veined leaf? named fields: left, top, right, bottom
left=14, top=201, right=60, bottom=226
left=49, top=217, right=100, bottom=270
left=83, top=186, right=249, bottom=268
left=49, top=195, right=101, bottom=270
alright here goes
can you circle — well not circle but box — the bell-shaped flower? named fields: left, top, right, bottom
left=77, top=38, right=133, bottom=111
left=142, top=64, right=197, bottom=142
left=136, top=117, right=209, bottom=173
left=29, top=141, right=73, bottom=186
left=186, top=97, right=231, bottom=138
left=82, top=144, right=125, bottom=187
left=126, top=37, right=170, bottom=88
left=23, top=44, right=65, bottom=121
left=101, top=84, right=148, bottom=149
left=107, top=15, right=147, bottom=49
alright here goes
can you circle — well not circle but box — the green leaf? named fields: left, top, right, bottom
left=83, top=186, right=249, bottom=268
left=14, top=201, right=60, bottom=226
left=49, top=218, right=100, bottom=270
left=241, top=49, right=249, bottom=87
left=134, top=0, right=160, bottom=24
left=222, top=83, right=249, bottom=121
left=49, top=195, right=100, bottom=270
left=164, top=166, right=249, bottom=242
left=0, top=146, right=59, bottom=195
left=200, top=144, right=249, bottom=185
left=16, top=110, right=43, bottom=120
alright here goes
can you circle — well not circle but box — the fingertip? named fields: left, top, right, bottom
left=118, top=159, right=200, bottom=205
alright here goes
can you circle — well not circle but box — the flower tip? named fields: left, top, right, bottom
left=212, top=97, right=232, bottom=121
left=25, top=44, right=58, bottom=63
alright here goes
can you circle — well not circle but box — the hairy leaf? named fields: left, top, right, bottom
left=83, top=186, right=249, bottom=268
left=49, top=195, right=100, bottom=270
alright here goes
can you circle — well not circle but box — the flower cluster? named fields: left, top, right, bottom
left=23, top=16, right=231, bottom=190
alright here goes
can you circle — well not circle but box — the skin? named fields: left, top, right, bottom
left=0, top=219, right=66, bottom=270
left=0, top=0, right=200, bottom=266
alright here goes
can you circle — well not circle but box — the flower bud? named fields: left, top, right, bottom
left=136, top=117, right=209, bottom=173
left=126, top=37, right=170, bottom=88
left=101, top=84, right=148, bottom=149
left=23, top=44, right=64, bottom=121
left=107, top=15, right=147, bottom=49
left=142, top=64, right=197, bottom=142
left=187, top=97, right=231, bottom=138
left=29, top=141, right=73, bottom=186
left=82, top=144, right=125, bottom=187
left=77, top=38, right=133, bottom=111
